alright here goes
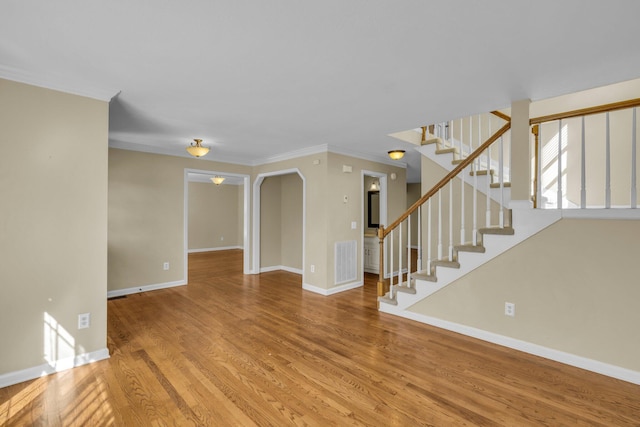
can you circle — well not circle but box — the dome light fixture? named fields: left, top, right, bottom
left=186, top=139, right=210, bottom=157
left=211, top=176, right=225, bottom=185
left=388, top=149, right=405, bottom=160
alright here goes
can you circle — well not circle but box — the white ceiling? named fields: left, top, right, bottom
left=3, top=1, right=640, bottom=182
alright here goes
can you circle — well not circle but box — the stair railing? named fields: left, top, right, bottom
left=530, top=98, right=640, bottom=209
left=377, top=120, right=511, bottom=301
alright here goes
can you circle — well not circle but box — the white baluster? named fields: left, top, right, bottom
left=487, top=117, right=492, bottom=227
left=407, top=216, right=411, bottom=286
left=449, top=120, right=453, bottom=147
left=472, top=154, right=478, bottom=245
left=469, top=115, right=473, bottom=153
left=417, top=205, right=422, bottom=271
left=486, top=144, right=491, bottom=227
left=499, top=136, right=505, bottom=227
left=537, top=125, right=543, bottom=208
left=606, top=112, right=611, bottom=208
left=557, top=120, right=563, bottom=209
left=478, top=114, right=482, bottom=150
left=389, top=229, right=394, bottom=298
left=632, top=108, right=637, bottom=209
left=437, top=189, right=443, bottom=260
left=460, top=118, right=464, bottom=157
left=399, top=221, right=403, bottom=285
left=427, top=199, right=432, bottom=273
left=581, top=116, right=586, bottom=209
left=448, top=182, right=453, bottom=261
left=460, top=163, right=466, bottom=245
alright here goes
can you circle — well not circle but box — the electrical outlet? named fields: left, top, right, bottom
left=78, top=313, right=91, bottom=329
left=220, top=236, right=224, bottom=241
left=351, top=221, right=357, bottom=229
left=163, top=262, right=170, bottom=270
left=310, top=264, right=315, bottom=273
left=505, top=302, right=515, bottom=317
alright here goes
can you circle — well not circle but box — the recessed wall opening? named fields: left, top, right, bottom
left=252, top=169, right=306, bottom=282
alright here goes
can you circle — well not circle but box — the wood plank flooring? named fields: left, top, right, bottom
left=2, top=249, right=640, bottom=425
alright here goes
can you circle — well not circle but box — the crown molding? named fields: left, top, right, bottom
left=254, top=143, right=407, bottom=169
left=327, top=144, right=407, bottom=168
left=0, top=65, right=120, bottom=102
left=254, top=144, right=330, bottom=166
left=110, top=140, right=407, bottom=170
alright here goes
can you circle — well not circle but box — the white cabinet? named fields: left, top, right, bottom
left=363, top=236, right=380, bottom=274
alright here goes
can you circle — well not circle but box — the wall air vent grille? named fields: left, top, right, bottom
left=335, top=240, right=357, bottom=285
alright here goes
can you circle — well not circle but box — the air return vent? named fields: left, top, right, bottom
left=335, top=240, right=357, bottom=284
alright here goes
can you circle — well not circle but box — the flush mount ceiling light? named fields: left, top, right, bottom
left=210, top=176, right=225, bottom=185
left=186, top=138, right=210, bottom=157
left=388, top=150, right=405, bottom=160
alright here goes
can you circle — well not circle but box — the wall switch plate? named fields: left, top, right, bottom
left=343, top=195, right=348, bottom=203
left=351, top=221, right=357, bottom=229
left=505, top=302, right=515, bottom=317
left=163, top=262, right=170, bottom=270
left=78, top=313, right=90, bottom=329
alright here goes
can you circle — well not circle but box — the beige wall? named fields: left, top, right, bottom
left=253, top=153, right=406, bottom=290
left=188, top=181, right=241, bottom=250
left=0, top=79, right=109, bottom=374
left=108, top=148, right=251, bottom=291
left=280, top=173, right=303, bottom=270
left=260, top=175, right=282, bottom=267
left=258, top=172, right=303, bottom=271
left=408, top=218, right=640, bottom=372
left=326, top=153, right=407, bottom=286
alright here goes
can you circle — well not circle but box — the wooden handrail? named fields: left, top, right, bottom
left=382, top=122, right=511, bottom=238
left=530, top=98, right=640, bottom=125
left=491, top=110, right=511, bottom=122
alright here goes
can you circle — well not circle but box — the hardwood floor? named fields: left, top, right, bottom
left=2, top=249, right=640, bottom=425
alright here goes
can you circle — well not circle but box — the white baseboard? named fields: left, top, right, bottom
left=303, top=280, right=363, bottom=296
left=0, top=348, right=110, bottom=388
left=384, top=309, right=640, bottom=386
left=188, top=246, right=243, bottom=253
left=107, top=280, right=187, bottom=298
left=260, top=265, right=303, bottom=274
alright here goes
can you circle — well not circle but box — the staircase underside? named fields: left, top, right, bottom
left=379, top=208, right=562, bottom=314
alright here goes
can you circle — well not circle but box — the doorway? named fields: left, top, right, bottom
left=184, top=169, right=251, bottom=276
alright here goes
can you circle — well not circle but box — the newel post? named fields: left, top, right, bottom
left=510, top=99, right=533, bottom=209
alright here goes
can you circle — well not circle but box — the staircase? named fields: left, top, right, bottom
left=375, top=96, right=640, bottom=386
left=377, top=98, right=640, bottom=314
left=377, top=115, right=560, bottom=313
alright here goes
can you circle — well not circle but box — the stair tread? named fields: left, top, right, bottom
left=470, top=169, right=495, bottom=176
left=395, top=284, right=417, bottom=294
left=479, top=226, right=515, bottom=235
left=432, top=259, right=460, bottom=268
left=490, top=182, right=511, bottom=188
left=435, top=147, right=458, bottom=155
left=413, top=272, right=437, bottom=282
left=378, top=295, right=398, bottom=305
left=422, top=137, right=442, bottom=145
left=454, top=244, right=486, bottom=253
left=451, top=158, right=467, bottom=165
